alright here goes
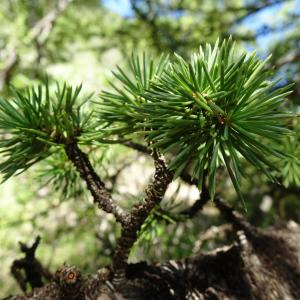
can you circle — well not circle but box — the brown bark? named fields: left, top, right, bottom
left=65, top=140, right=174, bottom=284
left=65, top=142, right=126, bottom=224
left=112, top=151, right=174, bottom=284
left=4, top=207, right=300, bottom=300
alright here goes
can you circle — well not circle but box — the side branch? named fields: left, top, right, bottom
left=122, top=141, right=196, bottom=185
left=28, top=0, right=73, bottom=45
left=11, top=236, right=53, bottom=292
left=112, top=151, right=174, bottom=283
left=0, top=50, right=19, bottom=92
left=122, top=141, right=151, bottom=155
left=65, top=141, right=126, bottom=224
left=214, top=198, right=259, bottom=238
left=181, top=171, right=209, bottom=217
left=0, top=0, right=73, bottom=91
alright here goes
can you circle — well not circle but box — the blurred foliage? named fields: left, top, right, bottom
left=0, top=0, right=300, bottom=296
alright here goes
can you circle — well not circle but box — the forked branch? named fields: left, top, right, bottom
left=112, top=150, right=174, bottom=284
left=65, top=141, right=174, bottom=283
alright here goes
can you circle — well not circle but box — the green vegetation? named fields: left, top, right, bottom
left=0, top=0, right=299, bottom=296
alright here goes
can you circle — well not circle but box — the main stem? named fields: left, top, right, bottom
left=65, top=141, right=173, bottom=284
left=112, top=151, right=174, bottom=284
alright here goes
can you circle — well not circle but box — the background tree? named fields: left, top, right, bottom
left=0, top=0, right=299, bottom=298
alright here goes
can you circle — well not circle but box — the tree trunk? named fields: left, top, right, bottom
left=3, top=219, right=300, bottom=300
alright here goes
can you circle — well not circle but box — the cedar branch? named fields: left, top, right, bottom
left=112, top=151, right=174, bottom=284
left=122, top=141, right=196, bottom=185
left=214, top=198, right=259, bottom=238
left=64, top=141, right=126, bottom=225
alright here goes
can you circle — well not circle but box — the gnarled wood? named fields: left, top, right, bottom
left=4, top=220, right=300, bottom=300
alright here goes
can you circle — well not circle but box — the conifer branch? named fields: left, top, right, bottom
left=214, top=198, right=259, bottom=238
left=112, top=151, right=174, bottom=284
left=65, top=141, right=126, bottom=225
left=181, top=172, right=210, bottom=217
left=99, top=40, right=293, bottom=203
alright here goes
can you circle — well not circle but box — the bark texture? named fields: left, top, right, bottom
left=3, top=218, right=300, bottom=300
left=112, top=152, right=174, bottom=283
left=65, top=142, right=126, bottom=224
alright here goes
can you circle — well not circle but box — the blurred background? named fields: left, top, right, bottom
left=0, top=0, right=299, bottom=296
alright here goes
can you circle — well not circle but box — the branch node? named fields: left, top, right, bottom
left=112, top=151, right=174, bottom=285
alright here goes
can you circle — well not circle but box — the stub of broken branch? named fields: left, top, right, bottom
left=6, top=199, right=300, bottom=299
left=11, top=236, right=53, bottom=293
left=55, top=265, right=83, bottom=300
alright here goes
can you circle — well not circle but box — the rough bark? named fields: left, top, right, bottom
left=6, top=141, right=299, bottom=299
left=112, top=151, right=174, bottom=284
left=4, top=210, right=300, bottom=300
left=65, top=142, right=126, bottom=224
left=65, top=141, right=174, bottom=284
